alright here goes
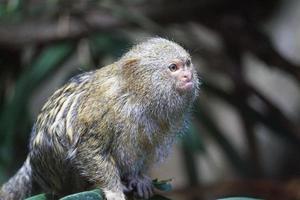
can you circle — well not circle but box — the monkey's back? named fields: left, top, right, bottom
left=29, top=70, right=96, bottom=194
left=28, top=64, right=125, bottom=195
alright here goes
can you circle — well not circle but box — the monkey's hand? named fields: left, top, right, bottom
left=123, top=174, right=154, bottom=199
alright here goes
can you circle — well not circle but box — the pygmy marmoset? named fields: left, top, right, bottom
left=0, top=38, right=199, bottom=200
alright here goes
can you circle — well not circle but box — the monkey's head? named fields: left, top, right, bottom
left=119, top=38, right=199, bottom=112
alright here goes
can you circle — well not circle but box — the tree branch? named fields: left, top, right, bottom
left=0, top=10, right=125, bottom=48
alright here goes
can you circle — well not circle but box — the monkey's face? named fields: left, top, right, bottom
left=120, top=37, right=199, bottom=101
left=166, top=58, right=196, bottom=94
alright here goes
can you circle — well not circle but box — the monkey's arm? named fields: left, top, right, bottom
left=74, top=134, right=125, bottom=200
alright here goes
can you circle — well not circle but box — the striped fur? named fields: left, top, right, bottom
left=0, top=38, right=199, bottom=200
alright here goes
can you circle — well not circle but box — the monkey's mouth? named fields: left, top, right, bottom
left=178, top=81, right=194, bottom=91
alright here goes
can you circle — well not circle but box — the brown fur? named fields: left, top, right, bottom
left=0, top=38, right=199, bottom=200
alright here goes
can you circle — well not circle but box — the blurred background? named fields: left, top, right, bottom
left=0, top=0, right=300, bottom=199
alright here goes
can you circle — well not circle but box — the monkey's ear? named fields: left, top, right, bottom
left=121, top=58, right=140, bottom=68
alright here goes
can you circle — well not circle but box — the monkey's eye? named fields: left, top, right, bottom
left=186, top=59, right=191, bottom=66
left=168, top=64, right=178, bottom=72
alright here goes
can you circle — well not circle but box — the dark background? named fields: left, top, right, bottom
left=0, top=0, right=300, bottom=199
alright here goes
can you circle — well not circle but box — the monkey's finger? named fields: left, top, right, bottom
left=122, top=185, right=131, bottom=193
left=136, top=182, right=143, bottom=198
left=148, top=184, right=154, bottom=198
left=127, top=184, right=133, bottom=191
left=142, top=184, right=150, bottom=199
left=128, top=180, right=137, bottom=191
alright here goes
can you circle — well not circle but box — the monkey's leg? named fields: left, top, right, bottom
left=123, top=174, right=154, bottom=199
left=75, top=151, right=125, bottom=200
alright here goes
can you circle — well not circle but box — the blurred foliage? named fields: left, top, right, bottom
left=0, top=42, right=74, bottom=165
left=0, top=0, right=300, bottom=199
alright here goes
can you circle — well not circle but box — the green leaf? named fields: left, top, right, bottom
left=25, top=193, right=47, bottom=200
left=218, top=197, right=263, bottom=200
left=24, top=188, right=173, bottom=200
left=25, top=190, right=104, bottom=200
left=60, top=189, right=103, bottom=200
left=152, top=179, right=172, bottom=192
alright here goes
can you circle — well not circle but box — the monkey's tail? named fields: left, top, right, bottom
left=0, top=157, right=33, bottom=200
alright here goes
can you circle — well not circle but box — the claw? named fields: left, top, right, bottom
left=123, top=175, right=154, bottom=199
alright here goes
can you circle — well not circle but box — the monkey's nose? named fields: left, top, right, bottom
left=181, top=71, right=192, bottom=82
left=178, top=70, right=193, bottom=91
